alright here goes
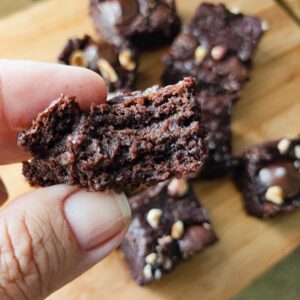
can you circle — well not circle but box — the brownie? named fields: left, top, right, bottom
left=234, top=137, right=300, bottom=218
left=89, top=0, right=181, bottom=49
left=198, top=85, right=239, bottom=178
left=18, top=78, right=206, bottom=193
left=161, top=3, right=265, bottom=92
left=0, top=177, right=8, bottom=203
left=58, top=35, right=137, bottom=92
left=121, top=178, right=217, bottom=285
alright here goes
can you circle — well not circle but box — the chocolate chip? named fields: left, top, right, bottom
left=178, top=226, right=215, bottom=259
left=171, top=33, right=198, bottom=60
left=150, top=5, right=172, bottom=28
left=259, top=162, right=300, bottom=198
left=118, top=0, right=139, bottom=24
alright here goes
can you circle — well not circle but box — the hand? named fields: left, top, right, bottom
left=0, top=60, right=131, bottom=300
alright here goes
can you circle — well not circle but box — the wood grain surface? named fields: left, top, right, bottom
left=0, top=1, right=299, bottom=300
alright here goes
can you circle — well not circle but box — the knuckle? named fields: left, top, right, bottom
left=0, top=212, right=49, bottom=300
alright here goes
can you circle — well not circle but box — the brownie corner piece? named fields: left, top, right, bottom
left=19, top=78, right=206, bottom=192
left=234, top=137, right=300, bottom=218
left=58, top=34, right=137, bottom=92
left=89, top=0, right=181, bottom=49
left=121, top=178, right=217, bottom=285
left=161, top=2, right=265, bottom=91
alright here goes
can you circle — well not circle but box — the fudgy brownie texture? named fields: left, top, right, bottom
left=89, top=0, right=181, bottom=49
left=18, top=78, right=206, bottom=193
left=197, top=85, right=239, bottom=178
left=234, top=137, right=300, bottom=218
left=121, top=178, right=217, bottom=285
left=58, top=35, right=137, bottom=92
left=161, top=3, right=265, bottom=92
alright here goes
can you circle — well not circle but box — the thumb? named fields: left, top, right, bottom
left=0, top=184, right=131, bottom=300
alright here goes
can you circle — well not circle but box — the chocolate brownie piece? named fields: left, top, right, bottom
left=234, top=137, right=300, bottom=218
left=121, top=178, right=217, bottom=285
left=0, top=177, right=8, bottom=203
left=161, top=3, right=265, bottom=91
left=58, top=35, right=137, bottom=92
left=198, top=85, right=239, bottom=178
left=89, top=0, right=181, bottom=49
left=18, top=78, right=206, bottom=193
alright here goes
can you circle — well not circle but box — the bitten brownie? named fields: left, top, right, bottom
left=198, top=86, right=239, bottom=178
left=161, top=3, right=265, bottom=91
left=234, top=137, right=300, bottom=218
left=18, top=78, right=206, bottom=193
left=89, top=0, right=181, bottom=49
left=58, top=35, right=137, bottom=92
left=121, top=178, right=217, bottom=285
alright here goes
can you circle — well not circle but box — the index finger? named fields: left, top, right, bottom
left=0, top=60, right=107, bottom=164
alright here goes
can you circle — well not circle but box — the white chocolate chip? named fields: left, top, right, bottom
left=293, top=160, right=300, bottom=170
left=158, top=235, right=173, bottom=245
left=97, top=58, right=118, bottom=83
left=171, top=220, right=184, bottom=239
left=229, top=6, right=240, bottom=14
left=203, top=222, right=211, bottom=230
left=146, top=208, right=163, bottom=228
left=277, top=138, right=291, bottom=154
left=70, top=50, right=87, bottom=67
left=167, top=178, right=189, bottom=197
left=195, top=45, right=207, bottom=63
left=294, top=145, right=300, bottom=159
left=145, top=253, right=158, bottom=265
left=211, top=45, right=227, bottom=60
left=265, top=186, right=284, bottom=205
left=143, top=264, right=153, bottom=280
left=156, top=254, right=163, bottom=264
left=261, top=20, right=270, bottom=31
left=154, top=269, right=162, bottom=280
left=118, top=49, right=136, bottom=71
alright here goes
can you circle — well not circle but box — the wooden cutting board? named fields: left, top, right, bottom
left=0, top=1, right=299, bottom=299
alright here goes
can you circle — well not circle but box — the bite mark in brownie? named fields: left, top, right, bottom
left=121, top=178, right=217, bottom=285
left=18, top=78, right=206, bottom=193
left=161, top=3, right=265, bottom=92
left=234, top=137, right=300, bottom=218
left=58, top=35, right=137, bottom=92
left=89, top=0, right=181, bottom=49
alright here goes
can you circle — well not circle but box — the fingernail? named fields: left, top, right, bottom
left=64, top=190, right=131, bottom=251
left=0, top=177, right=8, bottom=205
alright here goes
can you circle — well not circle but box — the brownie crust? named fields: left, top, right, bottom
left=234, top=137, right=300, bottom=218
left=121, top=179, right=217, bottom=285
left=162, top=3, right=264, bottom=91
left=18, top=78, right=206, bottom=193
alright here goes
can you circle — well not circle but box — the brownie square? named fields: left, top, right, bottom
left=121, top=178, right=217, bottom=285
left=198, top=85, right=239, bottom=178
left=234, top=137, right=300, bottom=218
left=58, top=35, right=137, bottom=92
left=89, top=0, right=181, bottom=49
left=161, top=3, right=265, bottom=92
left=18, top=78, right=206, bottom=193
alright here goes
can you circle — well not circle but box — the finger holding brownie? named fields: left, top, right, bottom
left=0, top=60, right=131, bottom=300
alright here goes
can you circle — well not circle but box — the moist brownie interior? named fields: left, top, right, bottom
left=18, top=78, right=206, bottom=193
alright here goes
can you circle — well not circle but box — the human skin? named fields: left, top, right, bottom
left=0, top=60, right=131, bottom=300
